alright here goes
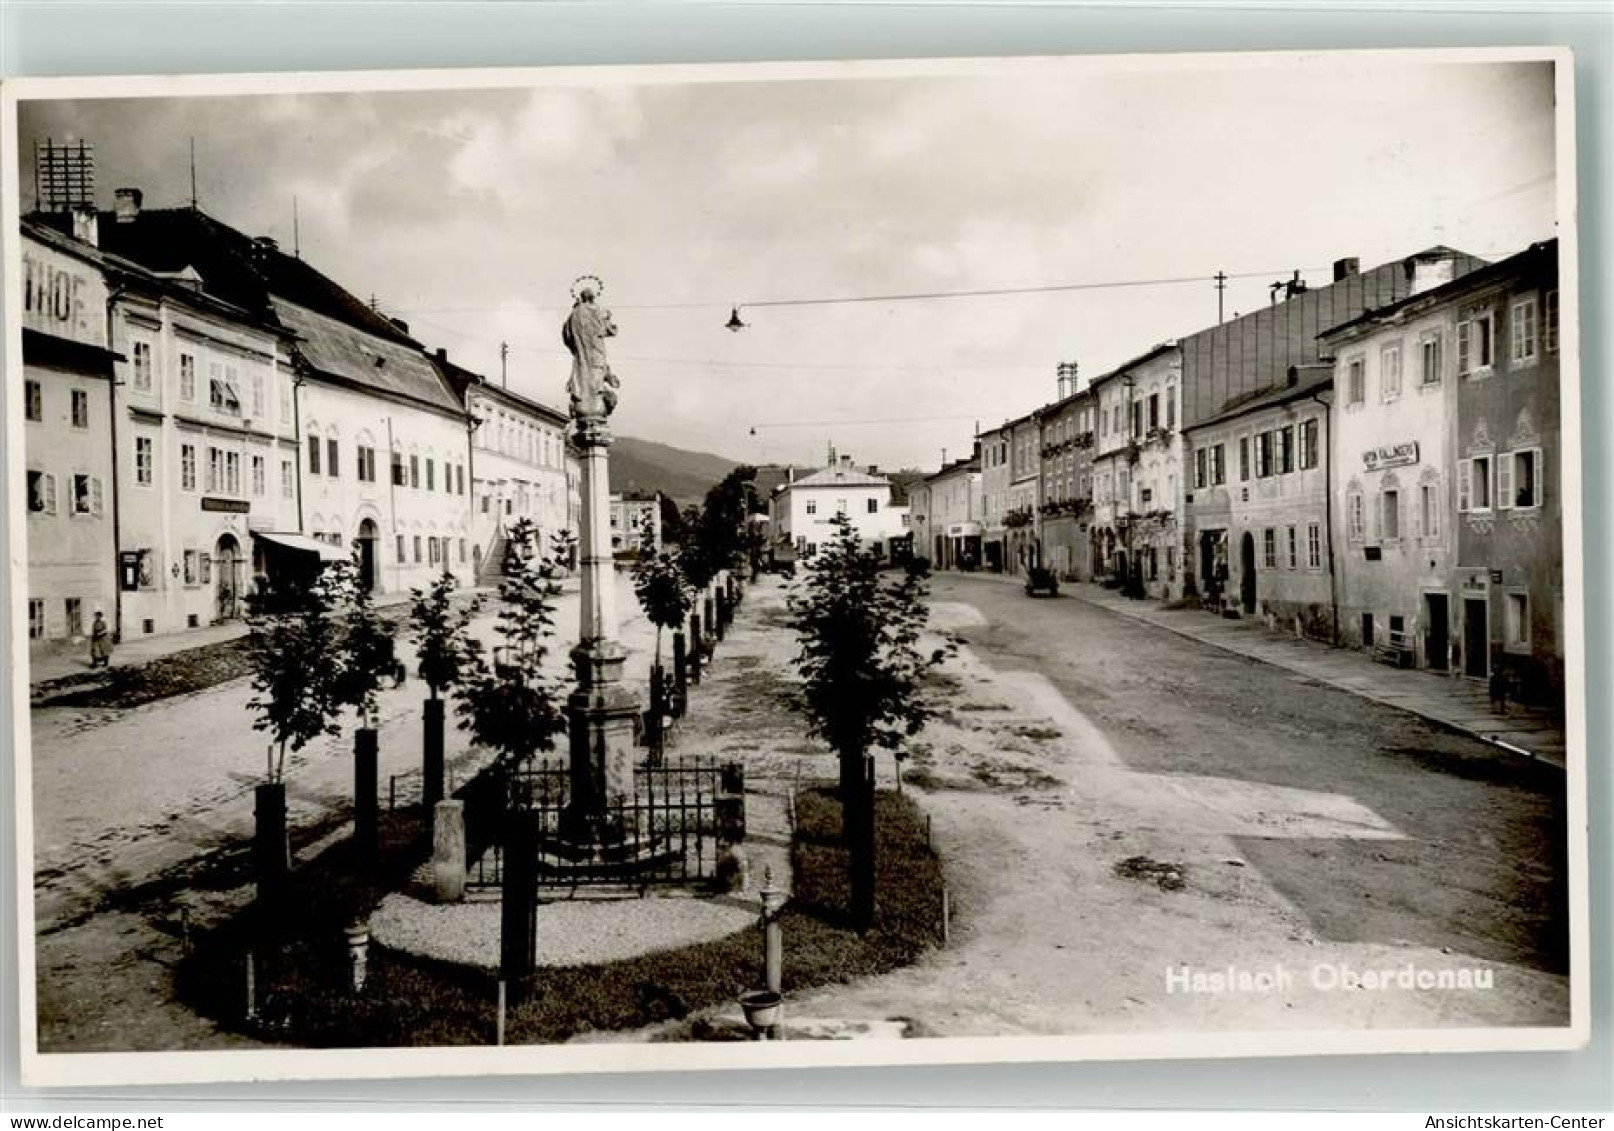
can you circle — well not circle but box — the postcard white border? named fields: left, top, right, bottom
left=1, top=44, right=1590, bottom=1090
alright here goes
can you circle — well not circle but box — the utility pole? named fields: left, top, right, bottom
left=500, top=341, right=509, bottom=388
left=1214, top=271, right=1227, bottom=324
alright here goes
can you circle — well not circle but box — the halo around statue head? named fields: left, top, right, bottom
left=571, top=275, right=605, bottom=303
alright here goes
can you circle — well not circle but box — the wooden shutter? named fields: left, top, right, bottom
left=1456, top=319, right=1471, bottom=375
left=1497, top=451, right=1513, bottom=511
left=1457, top=460, right=1471, bottom=512
left=91, top=478, right=103, bottom=516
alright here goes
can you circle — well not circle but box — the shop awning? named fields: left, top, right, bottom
left=251, top=530, right=347, bottom=562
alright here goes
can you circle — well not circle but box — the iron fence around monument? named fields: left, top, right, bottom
left=466, top=756, right=745, bottom=891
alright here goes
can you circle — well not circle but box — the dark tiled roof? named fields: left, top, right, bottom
left=1185, top=370, right=1334, bottom=433
left=271, top=299, right=462, bottom=416
left=35, top=207, right=419, bottom=347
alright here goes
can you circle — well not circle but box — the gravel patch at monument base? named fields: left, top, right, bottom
left=370, top=891, right=757, bottom=969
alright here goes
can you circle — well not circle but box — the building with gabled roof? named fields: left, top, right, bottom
left=36, top=191, right=475, bottom=604
left=768, top=453, right=908, bottom=563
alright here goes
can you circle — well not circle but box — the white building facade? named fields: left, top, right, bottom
left=770, top=457, right=901, bottom=559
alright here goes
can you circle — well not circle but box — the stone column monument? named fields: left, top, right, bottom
left=554, top=276, right=644, bottom=861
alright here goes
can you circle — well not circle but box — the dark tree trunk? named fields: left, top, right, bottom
left=850, top=753, right=877, bottom=933
left=688, top=612, right=703, bottom=683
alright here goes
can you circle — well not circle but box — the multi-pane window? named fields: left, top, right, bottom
left=251, top=455, right=265, bottom=497
left=1380, top=343, right=1403, bottom=400
left=1381, top=489, right=1400, bottom=540
left=410, top=455, right=420, bottom=488
left=1501, top=448, right=1543, bottom=510
left=1276, top=426, right=1294, bottom=475
left=413, top=535, right=423, bottom=563
left=281, top=459, right=294, bottom=499
left=1347, top=488, right=1365, bottom=542
left=250, top=371, right=265, bottom=418
left=25, top=379, right=42, bottom=421
left=327, top=438, right=340, bottom=479
left=1263, top=528, right=1277, bottom=569
left=181, top=443, right=197, bottom=492
left=1194, top=449, right=1207, bottom=490
left=1210, top=444, right=1226, bottom=486
left=1254, top=431, right=1272, bottom=478
left=135, top=435, right=154, bottom=487
left=1510, top=297, right=1538, bottom=364
left=806, top=500, right=818, bottom=515
left=1458, top=457, right=1493, bottom=513
left=396, top=535, right=406, bottom=562
left=1457, top=310, right=1495, bottom=374
left=1286, top=525, right=1298, bottom=569
left=72, top=474, right=101, bottom=515
left=1545, top=290, right=1559, bottom=353
left=183, top=549, right=199, bottom=586
left=356, top=445, right=376, bottom=482
left=1307, top=523, right=1322, bottom=569
left=427, top=459, right=436, bottom=491
left=1419, top=331, right=1442, bottom=386
left=1299, top=419, right=1319, bottom=470
left=866, top=498, right=879, bottom=514
left=29, top=599, right=45, bottom=640
left=1346, top=357, right=1365, bottom=405
left=428, top=537, right=440, bottom=565
left=457, top=465, right=466, bottom=495
left=209, top=361, right=240, bottom=413
left=308, top=436, right=321, bottom=474
left=1238, top=436, right=1250, bottom=481
left=1414, top=481, right=1435, bottom=539
left=132, top=341, right=153, bottom=392
left=28, top=470, right=57, bottom=514
left=392, top=451, right=406, bottom=486
left=71, top=388, right=89, bottom=428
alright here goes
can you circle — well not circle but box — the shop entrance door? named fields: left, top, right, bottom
left=1425, top=593, right=1449, bottom=671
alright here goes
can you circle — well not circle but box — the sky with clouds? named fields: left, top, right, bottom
left=17, top=53, right=1558, bottom=471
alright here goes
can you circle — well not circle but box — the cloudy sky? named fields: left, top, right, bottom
left=17, top=53, right=1558, bottom=471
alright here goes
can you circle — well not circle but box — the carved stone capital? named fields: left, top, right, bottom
left=570, top=415, right=614, bottom=449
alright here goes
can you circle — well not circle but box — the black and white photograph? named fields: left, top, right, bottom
left=2, top=47, right=1589, bottom=1086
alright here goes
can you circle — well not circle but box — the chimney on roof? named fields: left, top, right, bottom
left=113, top=188, right=142, bottom=223
left=1285, top=269, right=1308, bottom=299
left=840, top=454, right=853, bottom=469
left=70, top=205, right=98, bottom=247
left=435, top=347, right=447, bottom=362
left=867, top=464, right=879, bottom=475
left=1332, top=256, right=1360, bottom=282
left=1405, top=250, right=1457, bottom=296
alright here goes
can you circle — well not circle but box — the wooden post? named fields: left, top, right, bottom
left=672, top=630, right=688, bottom=718
left=688, top=612, right=703, bottom=683
left=499, top=809, right=539, bottom=1005
left=423, top=697, right=446, bottom=811
left=354, top=727, right=378, bottom=862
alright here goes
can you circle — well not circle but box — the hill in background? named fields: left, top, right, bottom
left=610, top=435, right=743, bottom=506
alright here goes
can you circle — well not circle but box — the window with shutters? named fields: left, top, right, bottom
left=1346, top=486, right=1365, bottom=542
left=1211, top=444, right=1226, bottom=486
left=1194, top=449, right=1207, bottom=490
left=28, top=470, right=57, bottom=514
left=1299, top=419, right=1320, bottom=470
left=1254, top=431, right=1272, bottom=478
left=1510, top=297, right=1538, bottom=365
left=1381, top=489, right=1401, bottom=540
left=1380, top=343, right=1403, bottom=400
left=1458, top=309, right=1495, bottom=375
left=1458, top=456, right=1492, bottom=513
left=72, top=473, right=101, bottom=515
left=1501, top=448, right=1542, bottom=510
left=1419, top=331, right=1442, bottom=386
left=1277, top=426, right=1295, bottom=474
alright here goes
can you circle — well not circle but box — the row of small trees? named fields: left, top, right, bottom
left=244, top=519, right=574, bottom=893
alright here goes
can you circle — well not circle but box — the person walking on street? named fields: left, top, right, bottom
left=89, top=610, right=113, bottom=669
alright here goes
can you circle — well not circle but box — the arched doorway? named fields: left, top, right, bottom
left=1239, top=531, right=1257, bottom=615
left=215, top=533, right=242, bottom=622
left=357, top=518, right=380, bottom=594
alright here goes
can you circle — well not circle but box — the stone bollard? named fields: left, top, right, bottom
left=431, top=799, right=467, bottom=903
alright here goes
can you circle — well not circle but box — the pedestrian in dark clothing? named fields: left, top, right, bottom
left=89, top=610, right=113, bottom=669
left=1489, top=663, right=1510, bottom=713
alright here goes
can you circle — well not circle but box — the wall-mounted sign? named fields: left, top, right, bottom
left=21, top=244, right=109, bottom=347
left=1362, top=441, right=1419, bottom=471
left=201, top=497, right=250, bottom=514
